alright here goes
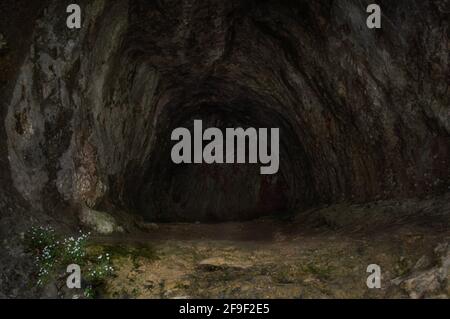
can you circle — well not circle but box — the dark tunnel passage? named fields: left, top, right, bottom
left=135, top=99, right=314, bottom=222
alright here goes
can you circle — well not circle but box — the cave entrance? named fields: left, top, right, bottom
left=133, top=102, right=308, bottom=223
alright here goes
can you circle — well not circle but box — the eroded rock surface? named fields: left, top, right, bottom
left=1, top=0, right=449, bottom=222
left=393, top=242, right=449, bottom=298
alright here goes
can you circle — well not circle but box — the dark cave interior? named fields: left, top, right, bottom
left=136, top=102, right=300, bottom=222
left=1, top=0, right=448, bottom=223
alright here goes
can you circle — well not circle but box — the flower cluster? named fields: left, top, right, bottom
left=61, top=230, right=90, bottom=264
left=35, top=243, right=58, bottom=286
left=25, top=226, right=58, bottom=253
left=86, top=253, right=114, bottom=283
left=25, top=226, right=59, bottom=286
left=25, top=226, right=92, bottom=286
left=25, top=226, right=116, bottom=296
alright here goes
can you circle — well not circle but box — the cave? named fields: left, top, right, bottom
left=137, top=103, right=295, bottom=222
left=0, top=0, right=449, bottom=299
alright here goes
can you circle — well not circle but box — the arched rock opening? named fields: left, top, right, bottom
left=2, top=0, right=449, bottom=222
left=134, top=98, right=313, bottom=222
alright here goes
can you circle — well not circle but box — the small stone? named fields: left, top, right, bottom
left=413, top=255, right=432, bottom=271
left=198, top=257, right=250, bottom=271
left=116, top=226, right=125, bottom=233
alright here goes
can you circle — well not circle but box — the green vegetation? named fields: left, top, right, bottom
left=89, top=243, right=158, bottom=268
left=301, top=262, right=333, bottom=280
left=24, top=226, right=115, bottom=298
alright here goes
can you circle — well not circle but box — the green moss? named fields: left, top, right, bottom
left=301, top=262, right=333, bottom=280
left=88, top=243, right=158, bottom=270
left=394, top=256, right=413, bottom=277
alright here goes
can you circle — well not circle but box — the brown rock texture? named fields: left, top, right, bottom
left=0, top=0, right=449, bottom=297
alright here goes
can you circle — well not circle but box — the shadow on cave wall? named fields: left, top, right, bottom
left=1, top=0, right=449, bottom=223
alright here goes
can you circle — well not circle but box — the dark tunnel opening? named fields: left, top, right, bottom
left=132, top=100, right=314, bottom=222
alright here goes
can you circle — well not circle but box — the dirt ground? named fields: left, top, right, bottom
left=88, top=216, right=449, bottom=299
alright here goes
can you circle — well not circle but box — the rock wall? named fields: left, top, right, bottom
left=1, top=0, right=449, bottom=222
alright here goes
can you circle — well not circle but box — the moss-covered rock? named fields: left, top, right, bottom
left=79, top=207, right=124, bottom=235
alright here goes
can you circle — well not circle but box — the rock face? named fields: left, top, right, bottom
left=0, top=0, right=449, bottom=240
left=1, top=1, right=449, bottom=222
